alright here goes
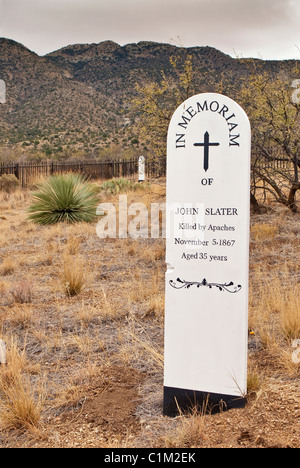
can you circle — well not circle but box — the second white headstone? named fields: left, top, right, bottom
left=138, top=156, right=146, bottom=182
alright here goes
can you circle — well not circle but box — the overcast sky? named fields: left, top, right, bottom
left=0, top=0, right=299, bottom=60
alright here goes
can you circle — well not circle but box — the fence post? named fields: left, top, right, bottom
left=14, top=163, right=19, bottom=180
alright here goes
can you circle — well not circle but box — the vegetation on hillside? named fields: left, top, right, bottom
left=0, top=39, right=299, bottom=165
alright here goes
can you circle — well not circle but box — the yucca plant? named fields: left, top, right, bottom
left=28, top=174, right=100, bottom=225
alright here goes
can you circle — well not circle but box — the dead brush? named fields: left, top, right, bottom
left=145, top=293, right=165, bottom=319
left=10, top=280, right=34, bottom=304
left=117, top=323, right=164, bottom=370
left=0, top=174, right=20, bottom=193
left=75, top=300, right=100, bottom=326
left=279, top=289, right=300, bottom=340
left=0, top=258, right=16, bottom=276
left=0, top=373, right=44, bottom=431
left=128, top=268, right=162, bottom=303
left=61, top=254, right=85, bottom=297
left=0, top=336, right=28, bottom=384
left=160, top=404, right=208, bottom=448
left=252, top=274, right=300, bottom=340
left=249, top=271, right=300, bottom=377
left=0, top=336, right=44, bottom=431
left=99, top=288, right=123, bottom=320
left=279, top=348, right=300, bottom=378
left=247, top=361, right=262, bottom=395
left=251, top=223, right=278, bottom=241
left=141, top=242, right=165, bottom=262
left=7, top=305, right=34, bottom=329
left=66, top=237, right=81, bottom=255
left=0, top=280, right=11, bottom=310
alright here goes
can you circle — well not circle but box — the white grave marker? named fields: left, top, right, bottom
left=138, top=155, right=146, bottom=182
left=164, top=93, right=251, bottom=416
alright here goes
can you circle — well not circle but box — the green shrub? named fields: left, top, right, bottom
left=99, top=177, right=143, bottom=195
left=0, top=174, right=20, bottom=193
left=28, top=174, right=100, bottom=225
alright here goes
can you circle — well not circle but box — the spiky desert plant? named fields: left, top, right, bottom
left=28, top=174, right=100, bottom=225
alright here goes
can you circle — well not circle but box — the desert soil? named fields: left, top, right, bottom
left=0, top=180, right=299, bottom=448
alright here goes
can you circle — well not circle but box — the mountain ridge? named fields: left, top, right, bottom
left=0, top=38, right=299, bottom=161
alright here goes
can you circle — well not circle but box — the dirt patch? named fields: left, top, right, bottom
left=57, top=366, right=145, bottom=445
left=83, top=366, right=144, bottom=434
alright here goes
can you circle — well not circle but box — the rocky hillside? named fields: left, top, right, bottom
left=0, top=38, right=299, bottom=161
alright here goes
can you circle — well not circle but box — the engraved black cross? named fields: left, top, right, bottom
left=194, top=131, right=220, bottom=172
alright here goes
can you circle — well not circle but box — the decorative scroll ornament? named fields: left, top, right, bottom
left=169, top=278, right=242, bottom=293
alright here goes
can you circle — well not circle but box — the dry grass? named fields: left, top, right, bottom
left=0, top=258, right=17, bottom=276
left=247, top=360, right=262, bottom=394
left=66, top=237, right=81, bottom=256
left=6, top=305, right=34, bottom=329
left=0, top=180, right=299, bottom=447
left=251, top=223, right=278, bottom=241
left=0, top=336, right=44, bottom=431
left=249, top=276, right=300, bottom=381
left=11, top=280, right=34, bottom=304
left=61, top=254, right=85, bottom=297
left=160, top=405, right=207, bottom=448
left=249, top=275, right=300, bottom=343
left=280, top=291, right=300, bottom=340
left=0, top=374, right=44, bottom=431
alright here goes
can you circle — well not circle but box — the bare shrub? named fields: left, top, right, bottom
left=11, top=280, right=33, bottom=304
left=61, top=255, right=85, bottom=297
left=0, top=336, right=44, bottom=431
left=0, top=259, right=16, bottom=276
left=0, top=174, right=20, bottom=193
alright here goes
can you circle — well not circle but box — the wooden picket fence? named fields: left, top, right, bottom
left=0, top=155, right=293, bottom=191
left=0, top=158, right=166, bottom=188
